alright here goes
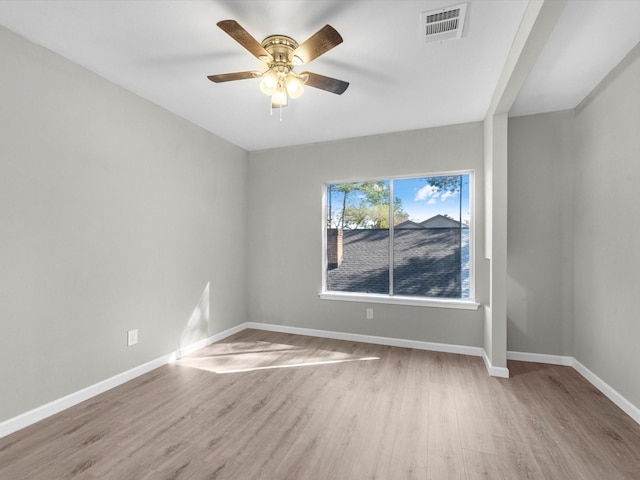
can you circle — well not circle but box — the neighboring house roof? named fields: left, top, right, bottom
left=327, top=228, right=465, bottom=298
left=397, top=215, right=467, bottom=230
left=395, top=220, right=424, bottom=229
left=420, top=214, right=462, bottom=228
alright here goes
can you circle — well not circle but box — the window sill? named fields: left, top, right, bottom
left=319, top=292, right=480, bottom=310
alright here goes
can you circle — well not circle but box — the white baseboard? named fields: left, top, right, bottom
left=245, top=321, right=485, bottom=358
left=3, top=323, right=638, bottom=439
left=508, top=350, right=640, bottom=426
left=571, top=358, right=640, bottom=426
left=251, top=324, right=638, bottom=423
left=482, top=350, right=510, bottom=378
left=507, top=350, right=573, bottom=366
left=246, top=322, right=513, bottom=378
left=0, top=323, right=245, bottom=440
left=0, top=353, right=174, bottom=440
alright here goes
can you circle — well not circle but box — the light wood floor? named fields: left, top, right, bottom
left=1, top=329, right=639, bottom=479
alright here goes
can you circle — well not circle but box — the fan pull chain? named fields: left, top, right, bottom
left=268, top=101, right=284, bottom=122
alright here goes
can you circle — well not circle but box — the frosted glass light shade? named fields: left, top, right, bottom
left=259, top=70, right=278, bottom=96
left=285, top=74, right=304, bottom=99
left=271, top=86, right=288, bottom=107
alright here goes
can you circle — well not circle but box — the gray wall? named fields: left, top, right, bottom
left=507, top=45, right=640, bottom=409
left=507, top=111, right=574, bottom=356
left=247, top=123, right=488, bottom=347
left=3, top=17, right=639, bottom=427
left=0, top=26, right=248, bottom=422
left=572, top=46, right=640, bottom=408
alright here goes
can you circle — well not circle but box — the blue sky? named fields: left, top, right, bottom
left=328, top=174, right=471, bottom=227
left=394, top=175, right=470, bottom=223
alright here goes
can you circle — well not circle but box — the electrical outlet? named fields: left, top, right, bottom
left=366, top=308, right=374, bottom=319
left=127, top=329, right=138, bottom=347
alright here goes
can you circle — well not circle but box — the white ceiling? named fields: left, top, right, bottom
left=0, top=1, right=639, bottom=151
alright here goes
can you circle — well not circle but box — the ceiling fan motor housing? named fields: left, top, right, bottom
left=261, top=35, right=300, bottom=66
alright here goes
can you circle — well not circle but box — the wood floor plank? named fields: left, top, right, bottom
left=1, top=329, right=640, bottom=479
left=387, top=385, right=430, bottom=478
left=506, top=362, right=631, bottom=480
left=267, top=373, right=358, bottom=480
left=462, top=448, right=506, bottom=480
left=491, top=435, right=546, bottom=480
left=455, top=383, right=501, bottom=455
left=427, top=385, right=465, bottom=479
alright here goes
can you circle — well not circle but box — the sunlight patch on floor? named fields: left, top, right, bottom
left=212, top=356, right=380, bottom=374
left=174, top=339, right=381, bottom=374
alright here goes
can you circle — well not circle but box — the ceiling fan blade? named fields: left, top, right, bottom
left=301, top=72, right=349, bottom=95
left=292, top=25, right=343, bottom=64
left=217, top=20, right=272, bottom=61
left=207, top=71, right=260, bottom=83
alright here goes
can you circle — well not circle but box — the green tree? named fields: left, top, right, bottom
left=328, top=181, right=408, bottom=229
left=426, top=175, right=461, bottom=193
left=368, top=203, right=410, bottom=228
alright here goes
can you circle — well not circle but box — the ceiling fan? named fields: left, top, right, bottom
left=207, top=20, right=349, bottom=110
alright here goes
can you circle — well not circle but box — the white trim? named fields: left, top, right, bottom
left=482, top=350, right=510, bottom=378
left=507, top=350, right=573, bottom=366
left=467, top=171, right=476, bottom=301
left=323, top=170, right=477, bottom=306
left=3, top=324, right=639, bottom=439
left=572, top=358, right=640, bottom=426
left=507, top=350, right=640, bottom=426
left=245, top=322, right=484, bottom=357
left=318, top=291, right=480, bottom=310
left=324, top=169, right=475, bottom=187
left=0, top=323, right=245, bottom=440
left=0, top=353, right=173, bottom=440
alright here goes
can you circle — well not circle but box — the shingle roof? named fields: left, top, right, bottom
left=420, top=214, right=462, bottom=228
left=395, top=220, right=424, bottom=229
left=327, top=228, right=465, bottom=298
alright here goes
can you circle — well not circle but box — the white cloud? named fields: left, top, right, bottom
left=441, top=190, right=456, bottom=201
left=428, top=198, right=437, bottom=205
left=415, top=185, right=439, bottom=201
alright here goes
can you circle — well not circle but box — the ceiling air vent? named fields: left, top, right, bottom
left=421, top=3, right=468, bottom=44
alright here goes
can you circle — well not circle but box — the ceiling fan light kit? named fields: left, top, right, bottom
left=208, top=20, right=349, bottom=120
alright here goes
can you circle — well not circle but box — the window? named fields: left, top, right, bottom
left=323, top=173, right=474, bottom=307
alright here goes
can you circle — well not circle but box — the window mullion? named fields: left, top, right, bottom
left=389, top=180, right=394, bottom=296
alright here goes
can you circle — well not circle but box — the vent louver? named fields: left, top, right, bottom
left=421, top=3, right=468, bottom=44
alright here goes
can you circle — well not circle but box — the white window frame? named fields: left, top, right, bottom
left=320, top=170, right=479, bottom=310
